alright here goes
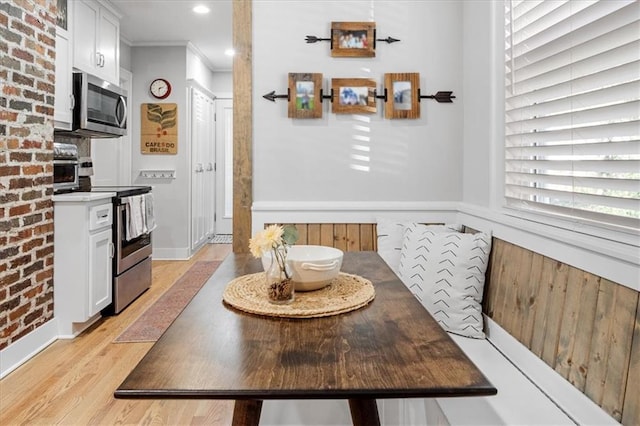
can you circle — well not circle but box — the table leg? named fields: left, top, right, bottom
left=232, top=399, right=263, bottom=426
left=348, top=398, right=381, bottom=426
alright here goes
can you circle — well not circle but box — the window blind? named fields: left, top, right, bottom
left=504, top=0, right=640, bottom=233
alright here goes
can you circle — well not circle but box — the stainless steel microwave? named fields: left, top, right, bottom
left=59, top=72, right=127, bottom=138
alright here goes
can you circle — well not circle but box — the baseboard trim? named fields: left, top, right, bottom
left=151, top=247, right=191, bottom=260
left=0, top=319, right=58, bottom=379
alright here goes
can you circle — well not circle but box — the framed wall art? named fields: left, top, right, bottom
left=331, top=22, right=376, bottom=58
left=331, top=78, right=377, bottom=114
left=141, top=103, right=178, bottom=154
left=288, top=73, right=323, bottom=119
left=385, top=73, right=420, bottom=119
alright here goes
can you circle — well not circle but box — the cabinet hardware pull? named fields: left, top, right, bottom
left=97, top=52, right=105, bottom=67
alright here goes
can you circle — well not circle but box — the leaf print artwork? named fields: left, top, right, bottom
left=141, top=103, right=178, bottom=155
left=146, top=104, right=177, bottom=130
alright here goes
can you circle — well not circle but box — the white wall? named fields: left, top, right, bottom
left=131, top=46, right=191, bottom=258
left=461, top=0, right=493, bottom=208
left=186, top=47, right=233, bottom=95
left=209, top=71, right=232, bottom=94
left=253, top=1, right=464, bottom=203
left=187, top=46, right=215, bottom=92
left=120, top=40, right=132, bottom=71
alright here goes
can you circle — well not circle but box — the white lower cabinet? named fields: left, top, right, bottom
left=88, top=227, right=112, bottom=315
left=54, top=195, right=114, bottom=337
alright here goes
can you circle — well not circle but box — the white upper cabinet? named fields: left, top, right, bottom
left=54, top=0, right=73, bottom=129
left=73, top=0, right=120, bottom=85
left=54, top=29, right=73, bottom=129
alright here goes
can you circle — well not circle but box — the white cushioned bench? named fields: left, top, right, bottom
left=429, top=317, right=618, bottom=426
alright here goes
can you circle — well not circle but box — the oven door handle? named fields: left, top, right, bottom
left=117, top=204, right=126, bottom=242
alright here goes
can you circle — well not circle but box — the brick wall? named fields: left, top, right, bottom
left=0, top=0, right=56, bottom=351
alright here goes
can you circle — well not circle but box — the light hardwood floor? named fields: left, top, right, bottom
left=0, top=244, right=235, bottom=425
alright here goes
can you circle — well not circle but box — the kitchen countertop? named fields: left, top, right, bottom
left=52, top=192, right=116, bottom=203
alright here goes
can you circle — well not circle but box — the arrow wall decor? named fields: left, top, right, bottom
left=418, top=90, right=456, bottom=103
left=264, top=72, right=455, bottom=119
left=306, top=22, right=400, bottom=58
left=262, top=90, right=290, bottom=102
left=305, top=34, right=401, bottom=46
left=305, top=36, right=331, bottom=44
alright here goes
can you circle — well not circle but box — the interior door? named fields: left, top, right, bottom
left=214, top=98, right=233, bottom=235
left=191, top=88, right=207, bottom=252
left=190, top=87, right=216, bottom=253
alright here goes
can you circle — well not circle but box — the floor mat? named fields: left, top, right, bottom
left=211, top=234, right=232, bottom=244
left=113, top=261, right=221, bottom=342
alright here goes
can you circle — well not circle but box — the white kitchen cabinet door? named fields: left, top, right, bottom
left=54, top=0, right=73, bottom=131
left=73, top=0, right=99, bottom=74
left=73, top=0, right=120, bottom=85
left=54, top=30, right=73, bottom=130
left=97, top=7, right=119, bottom=84
left=88, top=227, right=113, bottom=316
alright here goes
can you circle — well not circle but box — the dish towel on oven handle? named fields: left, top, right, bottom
left=125, top=195, right=145, bottom=241
left=144, top=192, right=157, bottom=234
left=125, top=194, right=157, bottom=241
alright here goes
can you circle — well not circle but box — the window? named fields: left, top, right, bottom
left=504, top=0, right=639, bottom=234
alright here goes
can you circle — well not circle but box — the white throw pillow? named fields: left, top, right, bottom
left=398, top=229, right=492, bottom=339
left=376, top=218, right=462, bottom=274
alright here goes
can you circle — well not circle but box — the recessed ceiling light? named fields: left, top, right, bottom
left=224, top=48, right=236, bottom=56
left=193, top=5, right=210, bottom=14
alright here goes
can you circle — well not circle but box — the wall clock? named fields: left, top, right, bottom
left=150, top=78, right=172, bottom=99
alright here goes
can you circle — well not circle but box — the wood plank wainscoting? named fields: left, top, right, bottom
left=287, top=223, right=378, bottom=252
left=274, top=223, right=640, bottom=424
left=484, top=239, right=639, bottom=424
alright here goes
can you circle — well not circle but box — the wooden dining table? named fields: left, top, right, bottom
left=115, top=251, right=497, bottom=425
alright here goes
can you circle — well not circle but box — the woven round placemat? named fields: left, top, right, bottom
left=222, top=272, right=375, bottom=318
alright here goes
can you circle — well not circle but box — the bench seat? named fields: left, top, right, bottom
left=433, top=317, right=619, bottom=426
left=437, top=333, right=572, bottom=425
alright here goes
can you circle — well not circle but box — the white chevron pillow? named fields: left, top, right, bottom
left=398, top=229, right=492, bottom=339
left=376, top=218, right=462, bottom=275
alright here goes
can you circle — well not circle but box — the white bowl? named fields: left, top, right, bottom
left=262, top=245, right=344, bottom=291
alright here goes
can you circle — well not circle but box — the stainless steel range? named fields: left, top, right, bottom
left=92, top=186, right=153, bottom=314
